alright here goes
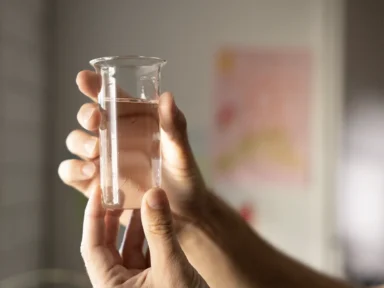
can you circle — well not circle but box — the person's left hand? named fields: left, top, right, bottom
left=81, top=185, right=208, bottom=288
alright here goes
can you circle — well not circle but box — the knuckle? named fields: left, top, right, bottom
left=77, top=103, right=94, bottom=120
left=86, top=103, right=98, bottom=113
left=148, top=215, right=173, bottom=237
left=81, top=102, right=96, bottom=111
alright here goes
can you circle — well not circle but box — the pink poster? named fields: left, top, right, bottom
left=212, top=48, right=312, bottom=187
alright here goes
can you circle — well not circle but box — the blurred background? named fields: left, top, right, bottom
left=0, top=0, right=383, bottom=287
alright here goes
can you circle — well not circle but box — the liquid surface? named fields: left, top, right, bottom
left=99, top=98, right=160, bottom=209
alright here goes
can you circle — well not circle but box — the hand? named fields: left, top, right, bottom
left=81, top=186, right=208, bottom=288
left=58, top=70, right=208, bottom=230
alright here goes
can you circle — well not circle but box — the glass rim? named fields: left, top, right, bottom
left=90, top=55, right=166, bottom=68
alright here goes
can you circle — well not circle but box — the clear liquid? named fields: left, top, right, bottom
left=99, top=98, right=160, bottom=209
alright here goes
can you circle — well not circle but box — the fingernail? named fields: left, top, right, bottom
left=82, top=106, right=95, bottom=123
left=84, top=138, right=97, bottom=156
left=146, top=189, right=167, bottom=210
left=82, top=163, right=95, bottom=178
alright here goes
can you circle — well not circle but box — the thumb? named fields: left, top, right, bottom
left=158, top=93, right=195, bottom=166
left=159, top=92, right=187, bottom=144
left=141, top=188, right=185, bottom=267
left=141, top=188, right=208, bottom=287
left=158, top=93, right=203, bottom=185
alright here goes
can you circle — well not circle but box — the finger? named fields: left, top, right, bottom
left=77, top=103, right=101, bottom=132
left=58, top=159, right=97, bottom=184
left=158, top=92, right=194, bottom=167
left=66, top=129, right=99, bottom=159
left=75, top=70, right=134, bottom=102
left=105, top=209, right=124, bottom=246
left=76, top=70, right=156, bottom=119
left=81, top=186, right=105, bottom=248
left=76, top=96, right=158, bottom=137
left=81, top=186, right=121, bottom=287
left=76, top=70, right=101, bottom=101
left=141, top=188, right=188, bottom=269
left=158, top=93, right=202, bottom=193
left=58, top=159, right=135, bottom=230
left=58, top=159, right=99, bottom=200
left=141, top=188, right=206, bottom=286
left=159, top=92, right=187, bottom=143
left=120, top=210, right=146, bottom=269
left=76, top=70, right=133, bottom=112
left=111, top=93, right=159, bottom=118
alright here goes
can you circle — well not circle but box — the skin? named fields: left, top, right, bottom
left=60, top=71, right=207, bottom=230
left=60, top=71, right=354, bottom=288
left=80, top=185, right=207, bottom=287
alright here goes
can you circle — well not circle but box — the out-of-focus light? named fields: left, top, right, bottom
left=340, top=159, right=384, bottom=277
left=343, top=161, right=384, bottom=241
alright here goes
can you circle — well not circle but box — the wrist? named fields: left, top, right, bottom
left=174, top=188, right=215, bottom=241
left=176, top=189, right=223, bottom=241
left=176, top=190, right=352, bottom=288
left=176, top=189, right=258, bottom=288
left=188, top=189, right=254, bottom=246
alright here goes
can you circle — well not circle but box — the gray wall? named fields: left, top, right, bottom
left=0, top=0, right=50, bottom=281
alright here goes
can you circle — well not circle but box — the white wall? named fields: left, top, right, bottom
left=52, top=0, right=344, bottom=274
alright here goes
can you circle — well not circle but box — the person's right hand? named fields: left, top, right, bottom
left=58, top=70, right=209, bottom=231
left=81, top=186, right=208, bottom=288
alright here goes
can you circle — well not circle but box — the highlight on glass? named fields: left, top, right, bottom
left=90, top=56, right=166, bottom=209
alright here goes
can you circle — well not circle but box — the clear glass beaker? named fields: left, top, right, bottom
left=90, top=56, right=166, bottom=209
